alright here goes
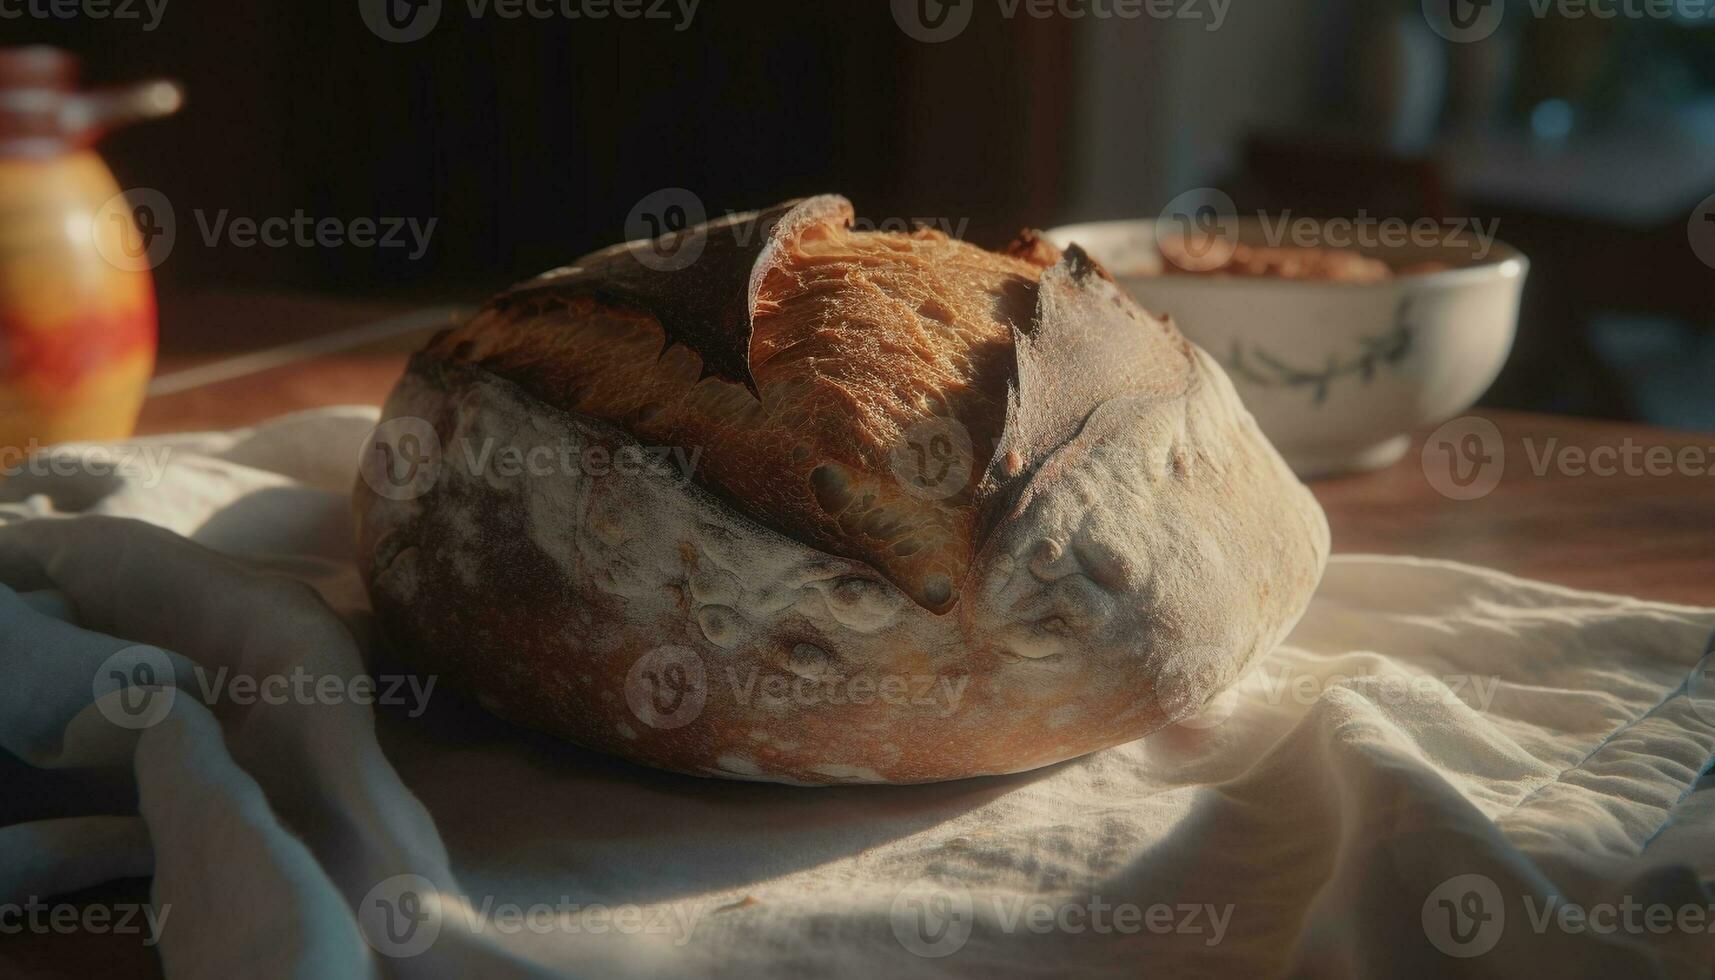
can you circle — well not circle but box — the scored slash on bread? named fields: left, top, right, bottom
left=494, top=197, right=852, bottom=396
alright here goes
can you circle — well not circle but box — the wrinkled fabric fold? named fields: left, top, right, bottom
left=0, top=408, right=1710, bottom=978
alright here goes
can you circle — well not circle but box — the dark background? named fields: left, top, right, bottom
left=19, top=3, right=1073, bottom=289
left=13, top=0, right=1715, bottom=424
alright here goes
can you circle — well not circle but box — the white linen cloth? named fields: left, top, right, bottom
left=1, top=408, right=1712, bottom=979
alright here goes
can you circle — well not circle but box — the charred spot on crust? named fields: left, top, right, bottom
left=1059, top=242, right=1116, bottom=284
left=493, top=196, right=853, bottom=397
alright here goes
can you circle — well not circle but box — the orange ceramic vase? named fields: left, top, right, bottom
left=0, top=47, right=181, bottom=452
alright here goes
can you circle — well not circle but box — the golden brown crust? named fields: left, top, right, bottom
left=425, top=199, right=1057, bottom=612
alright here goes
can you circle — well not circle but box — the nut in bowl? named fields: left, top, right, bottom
left=1043, top=218, right=1528, bottom=478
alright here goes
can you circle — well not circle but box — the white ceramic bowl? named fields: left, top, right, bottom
left=1044, top=219, right=1528, bottom=477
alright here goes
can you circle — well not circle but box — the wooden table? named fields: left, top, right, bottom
left=6, top=292, right=1714, bottom=979
left=1315, top=416, right=1715, bottom=608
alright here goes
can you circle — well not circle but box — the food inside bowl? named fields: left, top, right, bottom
left=1152, top=235, right=1451, bottom=282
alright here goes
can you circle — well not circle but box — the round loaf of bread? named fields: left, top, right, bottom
left=353, top=195, right=1329, bottom=785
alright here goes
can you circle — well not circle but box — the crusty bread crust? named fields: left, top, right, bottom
left=355, top=197, right=1330, bottom=784
left=426, top=196, right=1054, bottom=612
